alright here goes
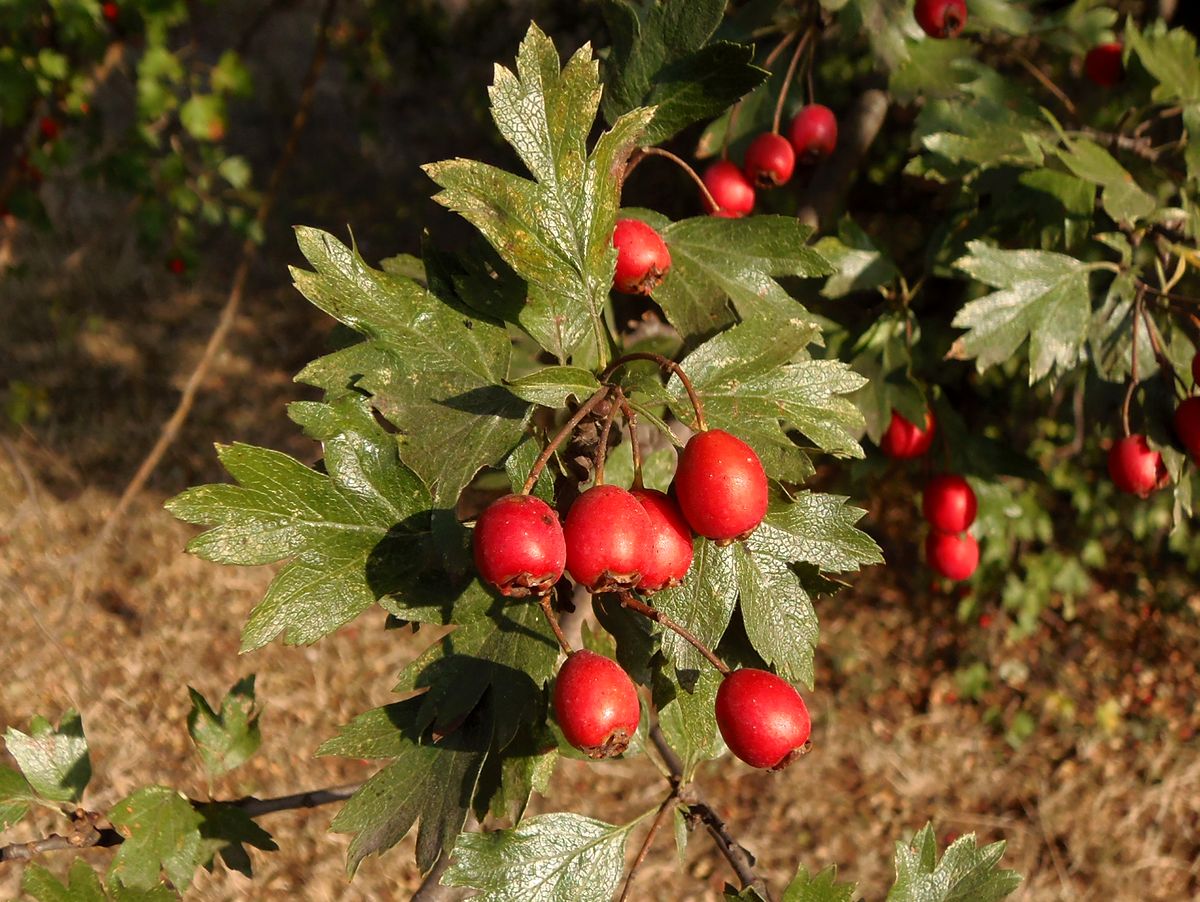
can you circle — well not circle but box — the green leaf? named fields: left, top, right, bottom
left=1089, top=272, right=1157, bottom=383
left=443, top=812, right=637, bottom=902
left=733, top=542, right=818, bottom=686
left=291, top=227, right=529, bottom=506
left=1126, top=22, right=1200, bottom=105
left=889, top=38, right=978, bottom=102
left=475, top=721, right=558, bottom=824
left=951, top=242, right=1092, bottom=382
left=1052, top=137, right=1154, bottom=225
left=753, top=494, right=883, bottom=573
left=5, top=710, right=91, bottom=803
left=0, top=764, right=34, bottom=829
left=425, top=24, right=651, bottom=367
left=186, top=675, right=261, bottom=776
left=166, top=405, right=432, bottom=649
left=782, top=865, right=857, bottom=902
left=108, top=787, right=206, bottom=892
left=887, top=823, right=1022, bottom=902
left=655, top=667, right=723, bottom=780
left=815, top=220, right=899, bottom=299
left=325, top=701, right=491, bottom=874
left=507, top=367, right=601, bottom=408
left=654, top=539, right=738, bottom=674
left=23, top=860, right=178, bottom=902
left=196, top=803, right=278, bottom=878
left=654, top=216, right=831, bottom=340
left=505, top=435, right=556, bottom=504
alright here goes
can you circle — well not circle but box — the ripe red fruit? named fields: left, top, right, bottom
left=38, top=117, right=59, bottom=142
left=553, top=650, right=640, bottom=758
left=788, top=104, right=837, bottom=165
left=631, top=488, right=694, bottom=592
left=673, top=429, right=768, bottom=543
left=473, top=494, right=566, bottom=597
left=925, top=530, right=979, bottom=581
left=743, top=132, right=795, bottom=189
left=611, top=218, right=671, bottom=295
left=879, top=409, right=936, bottom=459
left=167, top=256, right=186, bottom=275
left=101, top=1, right=118, bottom=21
left=1084, top=42, right=1124, bottom=88
left=715, top=668, right=811, bottom=771
left=914, top=0, right=968, bottom=39
left=563, top=484, right=653, bottom=591
left=702, top=160, right=755, bottom=218
left=1107, top=434, right=1168, bottom=497
left=1175, top=397, right=1200, bottom=459
left=922, top=474, right=977, bottom=533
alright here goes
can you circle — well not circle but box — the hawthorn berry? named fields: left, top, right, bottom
left=631, top=488, right=694, bottom=593
left=1084, top=42, right=1123, bottom=88
left=925, top=529, right=979, bottom=581
left=39, top=117, right=59, bottom=142
left=553, top=650, right=640, bottom=758
left=673, top=429, right=769, bottom=543
left=167, top=256, right=186, bottom=276
left=563, top=484, right=653, bottom=591
left=788, top=104, right=837, bottom=165
left=879, top=409, right=936, bottom=459
left=914, top=0, right=967, bottom=39
left=101, top=1, right=118, bottom=22
left=702, top=159, right=755, bottom=218
left=715, top=668, right=811, bottom=771
left=1175, top=397, right=1200, bottom=459
left=922, top=473, right=977, bottom=533
left=612, top=218, right=671, bottom=295
left=473, top=493, right=566, bottom=597
left=743, top=132, right=795, bottom=189
left=1107, top=434, right=1168, bottom=497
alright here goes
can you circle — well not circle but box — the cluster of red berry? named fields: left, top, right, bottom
left=878, top=409, right=980, bottom=581
left=474, top=413, right=809, bottom=770
left=1108, top=353, right=1200, bottom=498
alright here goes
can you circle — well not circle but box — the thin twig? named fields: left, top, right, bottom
left=89, top=0, right=338, bottom=561
left=0, top=783, right=360, bottom=864
left=618, top=591, right=729, bottom=675
left=1013, top=51, right=1077, bottom=120
left=521, top=387, right=612, bottom=494
left=539, top=590, right=573, bottom=655
left=1121, top=296, right=1140, bottom=436
left=723, top=30, right=799, bottom=158
left=615, top=389, right=644, bottom=490
left=619, top=792, right=678, bottom=902
left=637, top=146, right=719, bottom=214
left=601, top=352, right=707, bottom=432
left=593, top=394, right=623, bottom=486
left=772, top=29, right=811, bottom=135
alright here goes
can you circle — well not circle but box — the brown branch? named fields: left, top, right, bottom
left=772, top=29, right=812, bottom=135
left=88, top=0, right=338, bottom=560
left=601, top=352, right=707, bottom=431
left=619, top=792, right=678, bottom=902
left=0, top=783, right=360, bottom=865
left=618, top=591, right=730, bottom=675
left=1013, top=51, right=1078, bottom=121
left=1079, top=127, right=1168, bottom=164
left=615, top=389, right=644, bottom=490
left=521, top=386, right=612, bottom=494
left=593, top=392, right=623, bottom=486
left=539, top=590, right=573, bottom=655
left=795, top=88, right=889, bottom=232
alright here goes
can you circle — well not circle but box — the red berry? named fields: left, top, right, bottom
left=1175, top=397, right=1200, bottom=459
left=553, top=650, right=640, bottom=758
left=631, top=488, right=694, bottom=592
left=167, top=256, right=186, bottom=275
left=1084, top=42, right=1124, bottom=88
left=564, top=484, right=653, bottom=591
left=101, top=1, right=118, bottom=21
left=473, top=494, right=566, bottom=597
left=672, top=429, right=768, bottom=543
left=879, top=409, right=936, bottom=459
left=788, top=105, right=837, bottom=165
left=702, top=160, right=755, bottom=218
left=914, top=0, right=968, bottom=39
left=38, top=117, right=59, bottom=142
left=1107, top=434, right=1168, bottom=497
left=922, top=473, right=977, bottom=533
left=612, top=218, right=671, bottom=295
left=743, top=132, right=795, bottom=189
left=926, top=530, right=979, bottom=581
left=715, top=668, right=811, bottom=771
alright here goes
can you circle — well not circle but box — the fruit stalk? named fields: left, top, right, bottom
left=593, top=391, right=623, bottom=486
left=521, top=386, right=612, bottom=495
left=615, top=388, right=644, bottom=490
left=772, top=27, right=812, bottom=134
left=618, top=590, right=729, bottom=675
left=601, top=352, right=708, bottom=431
left=628, top=146, right=719, bottom=212
left=539, top=592, right=573, bottom=654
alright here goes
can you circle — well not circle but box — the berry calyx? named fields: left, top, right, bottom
left=715, top=668, right=811, bottom=771
left=922, top=473, right=977, bottom=533
left=788, top=104, right=838, bottom=165
left=612, top=218, right=671, bottom=295
left=702, top=160, right=755, bottom=218
left=631, top=488, right=694, bottom=592
left=743, top=132, right=795, bottom=189
left=1175, top=397, right=1200, bottom=459
left=553, top=650, right=640, bottom=758
left=914, top=0, right=967, bottom=39
left=925, top=530, right=979, bottom=581
left=564, top=484, right=653, bottom=591
left=1107, top=434, right=1168, bottom=497
left=473, top=494, right=566, bottom=597
left=879, top=409, right=936, bottom=459
left=673, top=429, right=769, bottom=543
left=1084, top=42, right=1124, bottom=88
